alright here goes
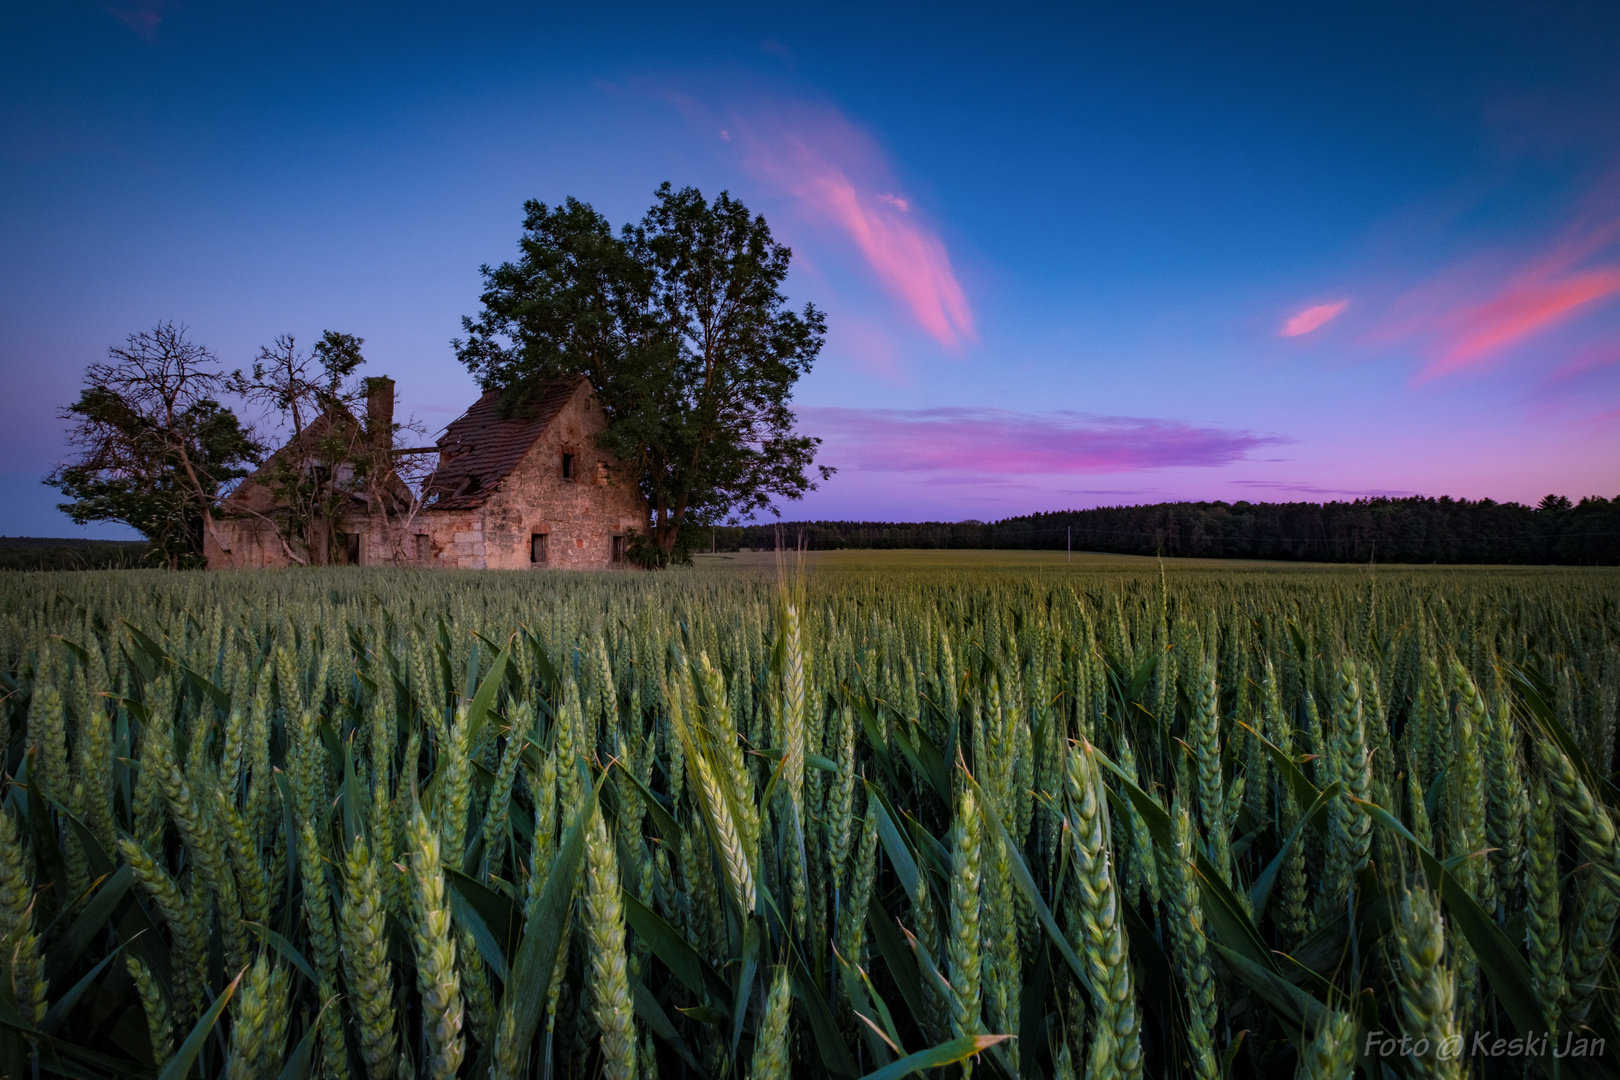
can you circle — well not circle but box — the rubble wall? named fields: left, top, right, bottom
left=401, top=384, right=645, bottom=570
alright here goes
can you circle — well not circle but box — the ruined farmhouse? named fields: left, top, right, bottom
left=204, top=376, right=646, bottom=570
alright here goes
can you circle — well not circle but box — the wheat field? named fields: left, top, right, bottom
left=0, top=562, right=1615, bottom=1079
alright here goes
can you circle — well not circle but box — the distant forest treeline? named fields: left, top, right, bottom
left=710, top=495, right=1620, bottom=564
left=0, top=536, right=154, bottom=572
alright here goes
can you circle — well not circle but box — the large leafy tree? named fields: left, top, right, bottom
left=47, top=322, right=262, bottom=568
left=455, top=184, right=831, bottom=564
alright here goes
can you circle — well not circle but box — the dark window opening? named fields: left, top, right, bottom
left=338, top=532, right=361, bottom=565
left=531, top=533, right=548, bottom=564
left=611, top=535, right=626, bottom=564
left=561, top=453, right=575, bottom=481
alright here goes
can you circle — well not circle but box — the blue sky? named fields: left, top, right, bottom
left=4, top=1, right=1619, bottom=536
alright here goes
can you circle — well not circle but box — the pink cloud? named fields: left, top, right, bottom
left=1372, top=182, right=1620, bottom=380
left=1280, top=299, right=1350, bottom=337
left=731, top=107, right=975, bottom=349
left=1427, top=268, right=1620, bottom=376
left=798, top=406, right=1281, bottom=475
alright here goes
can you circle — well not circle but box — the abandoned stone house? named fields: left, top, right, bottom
left=204, top=376, right=647, bottom=570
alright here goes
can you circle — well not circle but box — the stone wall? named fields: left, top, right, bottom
left=205, top=382, right=645, bottom=571
left=409, top=383, right=645, bottom=570
left=204, top=517, right=289, bottom=569
left=205, top=514, right=395, bottom=569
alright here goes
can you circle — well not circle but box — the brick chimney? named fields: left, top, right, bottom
left=365, top=376, right=395, bottom=449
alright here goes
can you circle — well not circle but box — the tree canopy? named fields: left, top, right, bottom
left=47, top=322, right=261, bottom=568
left=455, top=183, right=830, bottom=564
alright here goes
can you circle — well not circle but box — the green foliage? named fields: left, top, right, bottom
left=624, top=524, right=696, bottom=569
left=46, top=322, right=261, bottom=567
left=0, top=562, right=1616, bottom=1079
left=455, top=184, right=832, bottom=561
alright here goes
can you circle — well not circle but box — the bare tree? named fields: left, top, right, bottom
left=232, top=332, right=428, bottom=565
left=229, top=332, right=365, bottom=564
left=48, top=322, right=262, bottom=568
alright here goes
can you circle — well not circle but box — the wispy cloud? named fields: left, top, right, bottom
left=730, top=105, right=975, bottom=349
left=1231, top=479, right=1419, bottom=498
left=759, top=39, right=795, bottom=65
left=1366, top=177, right=1620, bottom=379
left=1429, top=266, right=1620, bottom=376
left=1550, top=341, right=1620, bottom=382
left=1280, top=299, right=1349, bottom=337
left=103, top=1, right=169, bottom=40
left=798, top=406, right=1282, bottom=475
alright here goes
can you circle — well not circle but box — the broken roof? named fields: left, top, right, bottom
left=222, top=407, right=377, bottom=516
left=422, top=378, right=585, bottom=510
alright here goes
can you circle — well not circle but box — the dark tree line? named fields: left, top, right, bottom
left=0, top=537, right=153, bottom=572
left=709, top=494, right=1620, bottom=564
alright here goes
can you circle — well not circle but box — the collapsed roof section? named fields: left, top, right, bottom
left=422, top=377, right=586, bottom=511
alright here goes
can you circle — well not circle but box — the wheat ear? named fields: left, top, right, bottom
left=1395, top=885, right=1463, bottom=1080
left=341, top=833, right=398, bottom=1080
left=1161, top=802, right=1218, bottom=1080
left=1297, top=1011, right=1357, bottom=1080
left=1535, top=739, right=1620, bottom=898
left=748, top=966, right=794, bottom=1080
left=225, top=953, right=292, bottom=1080
left=1065, top=743, right=1142, bottom=1080
left=1524, top=779, right=1567, bottom=1021
left=127, top=954, right=172, bottom=1066
left=408, top=805, right=465, bottom=1080
left=947, top=784, right=984, bottom=1054
left=586, top=805, right=636, bottom=1080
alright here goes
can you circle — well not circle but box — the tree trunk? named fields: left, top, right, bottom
left=658, top=498, right=688, bottom=555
